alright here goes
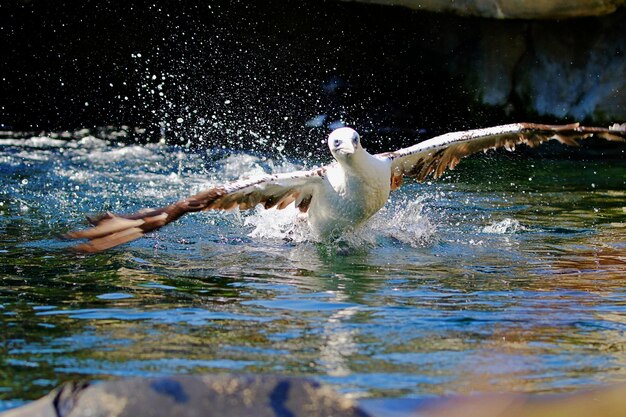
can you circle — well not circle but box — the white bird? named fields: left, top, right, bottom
left=66, top=122, right=626, bottom=252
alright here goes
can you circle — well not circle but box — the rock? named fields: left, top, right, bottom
left=7, top=376, right=626, bottom=417
left=456, top=10, right=626, bottom=122
left=341, top=0, right=625, bottom=19
left=514, top=17, right=626, bottom=121
left=0, top=375, right=370, bottom=417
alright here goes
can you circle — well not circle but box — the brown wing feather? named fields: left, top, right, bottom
left=66, top=168, right=327, bottom=253
left=381, top=123, right=626, bottom=182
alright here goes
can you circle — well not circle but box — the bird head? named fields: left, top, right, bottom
left=328, top=127, right=361, bottom=159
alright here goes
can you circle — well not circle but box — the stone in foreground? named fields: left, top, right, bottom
left=1, top=375, right=370, bottom=417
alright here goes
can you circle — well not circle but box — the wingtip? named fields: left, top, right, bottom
left=68, top=242, right=101, bottom=254
left=68, top=227, right=145, bottom=253
left=86, top=212, right=114, bottom=226
left=609, top=123, right=626, bottom=132
left=63, top=205, right=176, bottom=253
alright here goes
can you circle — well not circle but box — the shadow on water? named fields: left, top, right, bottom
left=1, top=133, right=626, bottom=410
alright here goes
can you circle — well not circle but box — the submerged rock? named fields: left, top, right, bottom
left=6, top=375, right=626, bottom=417
left=1, top=375, right=370, bottom=417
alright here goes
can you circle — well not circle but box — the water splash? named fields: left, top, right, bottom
left=243, top=194, right=435, bottom=250
left=2, top=130, right=439, bottom=253
left=368, top=196, right=435, bottom=247
left=482, top=218, right=525, bottom=234
left=245, top=205, right=305, bottom=241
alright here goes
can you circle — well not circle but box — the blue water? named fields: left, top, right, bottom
left=1, top=129, right=625, bottom=411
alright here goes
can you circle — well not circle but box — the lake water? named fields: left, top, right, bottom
left=1, top=129, right=625, bottom=412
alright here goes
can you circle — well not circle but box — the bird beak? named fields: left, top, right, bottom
left=331, top=141, right=355, bottom=156
left=334, top=147, right=355, bottom=156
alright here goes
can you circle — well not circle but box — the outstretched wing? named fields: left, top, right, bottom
left=379, top=123, right=626, bottom=183
left=66, top=167, right=328, bottom=253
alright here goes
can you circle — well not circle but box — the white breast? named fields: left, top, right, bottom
left=306, top=153, right=391, bottom=239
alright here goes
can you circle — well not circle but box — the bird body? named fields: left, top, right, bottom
left=66, top=122, right=626, bottom=253
left=307, top=129, right=392, bottom=238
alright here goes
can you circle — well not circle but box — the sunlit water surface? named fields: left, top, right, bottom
left=1, top=131, right=625, bottom=411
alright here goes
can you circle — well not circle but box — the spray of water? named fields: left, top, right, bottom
left=2, top=130, right=438, bottom=253
left=482, top=218, right=525, bottom=234
left=243, top=192, right=435, bottom=249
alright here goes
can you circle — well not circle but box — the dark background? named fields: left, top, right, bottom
left=2, top=0, right=624, bottom=155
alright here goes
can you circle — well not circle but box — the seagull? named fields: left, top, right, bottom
left=66, top=122, right=626, bottom=253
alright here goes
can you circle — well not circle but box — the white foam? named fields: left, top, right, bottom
left=0, top=136, right=69, bottom=148
left=482, top=218, right=524, bottom=234
left=76, top=135, right=109, bottom=149
left=12, top=150, right=54, bottom=161
left=245, top=205, right=308, bottom=241
left=243, top=195, right=435, bottom=248
left=86, top=145, right=157, bottom=163
left=368, top=197, right=435, bottom=247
